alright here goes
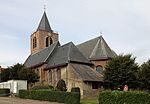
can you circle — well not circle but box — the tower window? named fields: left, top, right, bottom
left=46, top=37, right=49, bottom=47
left=96, top=65, right=103, bottom=73
left=50, top=37, right=53, bottom=45
left=33, top=37, right=37, bottom=48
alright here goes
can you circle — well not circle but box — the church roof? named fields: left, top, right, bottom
left=77, top=36, right=117, bottom=60
left=37, top=12, right=53, bottom=33
left=47, top=42, right=92, bottom=68
left=24, top=42, right=60, bottom=68
left=70, top=63, right=103, bottom=81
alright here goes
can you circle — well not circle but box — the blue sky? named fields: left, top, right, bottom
left=0, top=0, right=150, bottom=67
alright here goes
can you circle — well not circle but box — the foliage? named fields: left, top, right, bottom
left=19, top=90, right=80, bottom=104
left=99, top=90, right=150, bottom=104
left=103, top=54, right=139, bottom=89
left=0, top=88, right=10, bottom=97
left=31, top=83, right=54, bottom=90
left=56, top=79, right=67, bottom=91
left=71, top=87, right=80, bottom=93
left=0, top=69, right=10, bottom=82
left=138, top=59, right=150, bottom=91
left=18, top=67, right=39, bottom=84
left=0, top=63, right=39, bottom=84
left=9, top=63, right=23, bottom=80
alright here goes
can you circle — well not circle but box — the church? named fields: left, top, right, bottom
left=24, top=11, right=117, bottom=96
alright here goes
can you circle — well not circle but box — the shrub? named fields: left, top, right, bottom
left=31, top=84, right=54, bottom=90
left=19, top=90, right=80, bottom=104
left=71, top=87, right=80, bottom=96
left=0, top=88, right=10, bottom=96
left=56, top=79, right=67, bottom=91
left=99, top=90, right=150, bottom=104
left=71, top=87, right=80, bottom=93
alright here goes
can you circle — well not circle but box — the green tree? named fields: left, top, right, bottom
left=0, top=63, right=39, bottom=84
left=0, top=69, right=10, bottom=82
left=138, top=60, right=150, bottom=91
left=8, top=63, right=23, bottom=80
left=18, top=67, right=39, bottom=84
left=103, top=54, right=139, bottom=90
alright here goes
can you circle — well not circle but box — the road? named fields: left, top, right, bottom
left=0, top=97, right=64, bottom=104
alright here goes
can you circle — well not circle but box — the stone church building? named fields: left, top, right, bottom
left=24, top=12, right=117, bottom=96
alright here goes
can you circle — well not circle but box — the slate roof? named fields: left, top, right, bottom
left=37, top=12, right=53, bottom=33
left=70, top=63, right=103, bottom=81
left=24, top=42, right=60, bottom=68
left=47, top=42, right=92, bottom=68
left=77, top=36, right=117, bottom=60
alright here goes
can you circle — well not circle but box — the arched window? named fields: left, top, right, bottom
left=46, top=37, right=49, bottom=47
left=49, top=70, right=52, bottom=83
left=33, top=37, right=37, bottom=48
left=96, top=65, right=103, bottom=73
left=57, top=67, right=61, bottom=81
left=50, top=37, right=53, bottom=45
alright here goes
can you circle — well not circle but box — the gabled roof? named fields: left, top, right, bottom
left=77, top=36, right=117, bottom=60
left=37, top=12, right=53, bottom=33
left=70, top=63, right=103, bottom=81
left=24, top=42, right=60, bottom=68
left=47, top=42, right=92, bottom=68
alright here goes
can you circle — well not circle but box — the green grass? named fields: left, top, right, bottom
left=80, top=97, right=98, bottom=104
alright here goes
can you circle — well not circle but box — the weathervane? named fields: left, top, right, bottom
left=44, top=0, right=46, bottom=11
left=44, top=4, right=46, bottom=11
left=100, top=31, right=103, bottom=34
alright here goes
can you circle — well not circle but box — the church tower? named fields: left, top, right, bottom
left=30, top=12, right=59, bottom=54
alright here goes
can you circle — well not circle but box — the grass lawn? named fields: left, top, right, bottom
left=80, top=97, right=98, bottom=104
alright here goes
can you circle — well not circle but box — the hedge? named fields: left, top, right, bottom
left=0, top=88, right=10, bottom=97
left=99, top=90, right=150, bottom=104
left=19, top=90, right=80, bottom=104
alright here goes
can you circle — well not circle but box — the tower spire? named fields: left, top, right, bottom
left=37, top=12, right=53, bottom=33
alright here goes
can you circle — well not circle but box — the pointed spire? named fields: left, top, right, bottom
left=37, top=12, right=53, bottom=33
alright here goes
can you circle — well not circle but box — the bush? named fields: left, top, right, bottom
left=71, top=87, right=80, bottom=99
left=99, top=90, right=150, bottom=104
left=31, top=84, right=54, bottom=90
left=19, top=90, right=80, bottom=104
left=56, top=79, right=67, bottom=91
left=71, top=87, right=80, bottom=93
left=0, top=88, right=10, bottom=96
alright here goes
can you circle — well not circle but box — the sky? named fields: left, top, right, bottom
left=0, top=0, right=150, bottom=68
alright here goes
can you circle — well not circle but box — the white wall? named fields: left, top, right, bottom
left=0, top=80, right=27, bottom=93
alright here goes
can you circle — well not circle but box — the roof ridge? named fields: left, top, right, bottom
left=89, top=37, right=101, bottom=58
left=77, top=36, right=100, bottom=46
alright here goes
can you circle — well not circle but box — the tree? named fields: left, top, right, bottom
left=0, top=63, right=39, bottom=84
left=0, top=69, right=10, bottom=82
left=18, top=67, right=39, bottom=84
left=8, top=63, right=23, bottom=80
left=103, top=54, right=139, bottom=90
left=138, top=60, right=150, bottom=91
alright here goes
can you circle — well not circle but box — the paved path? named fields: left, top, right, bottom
left=0, top=97, right=64, bottom=104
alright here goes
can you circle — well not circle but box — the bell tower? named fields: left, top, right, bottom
left=30, top=12, right=59, bottom=54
